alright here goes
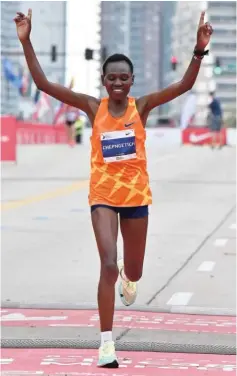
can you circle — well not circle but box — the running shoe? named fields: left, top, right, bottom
left=97, top=341, right=119, bottom=368
left=118, top=259, right=137, bottom=306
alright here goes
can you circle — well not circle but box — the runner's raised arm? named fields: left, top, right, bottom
left=14, top=9, right=99, bottom=120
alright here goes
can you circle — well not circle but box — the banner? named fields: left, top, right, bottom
left=182, top=127, right=227, bottom=145
left=16, top=122, right=67, bottom=144
left=1, top=116, right=17, bottom=162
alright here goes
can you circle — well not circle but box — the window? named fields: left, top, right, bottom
left=213, top=29, right=236, bottom=37
left=217, top=57, right=236, bottom=65
left=219, top=98, right=236, bottom=104
left=210, top=15, right=236, bottom=23
left=209, top=2, right=236, bottom=9
left=212, top=42, right=236, bottom=50
left=217, top=83, right=236, bottom=92
left=219, top=70, right=236, bottom=77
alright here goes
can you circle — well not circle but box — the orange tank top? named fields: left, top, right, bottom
left=89, top=97, right=152, bottom=207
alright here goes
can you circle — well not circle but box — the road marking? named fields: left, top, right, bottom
left=229, top=223, right=236, bottom=230
left=167, top=292, right=193, bottom=306
left=0, top=313, right=67, bottom=321
left=1, top=180, right=89, bottom=212
left=197, top=261, right=215, bottom=272
left=214, top=238, right=228, bottom=247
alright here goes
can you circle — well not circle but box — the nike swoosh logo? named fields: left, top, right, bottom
left=189, top=132, right=211, bottom=143
left=124, top=122, right=135, bottom=128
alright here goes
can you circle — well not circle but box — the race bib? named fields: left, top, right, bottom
left=101, top=129, right=137, bottom=163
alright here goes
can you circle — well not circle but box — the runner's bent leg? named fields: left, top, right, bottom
left=120, top=216, right=148, bottom=281
left=118, top=216, right=148, bottom=306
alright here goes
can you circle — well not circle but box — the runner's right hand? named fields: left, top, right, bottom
left=14, top=9, right=32, bottom=42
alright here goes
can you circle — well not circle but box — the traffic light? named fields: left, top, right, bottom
left=85, top=48, right=94, bottom=60
left=51, top=45, right=57, bottom=62
left=171, top=56, right=178, bottom=71
left=214, top=57, right=222, bottom=75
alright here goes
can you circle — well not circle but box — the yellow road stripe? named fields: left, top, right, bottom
left=1, top=180, right=89, bottom=211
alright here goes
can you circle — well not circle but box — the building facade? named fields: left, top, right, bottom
left=1, top=1, right=20, bottom=116
left=208, top=1, right=236, bottom=121
left=1, top=1, right=67, bottom=119
left=159, top=1, right=176, bottom=116
left=99, top=1, right=162, bottom=114
left=170, top=1, right=236, bottom=126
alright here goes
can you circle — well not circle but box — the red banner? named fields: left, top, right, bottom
left=16, top=122, right=67, bottom=144
left=1, top=116, right=17, bottom=162
left=182, top=127, right=226, bottom=145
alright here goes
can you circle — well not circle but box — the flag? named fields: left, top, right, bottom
left=53, top=77, right=75, bottom=124
left=3, top=58, right=32, bottom=97
left=2, top=58, right=22, bottom=91
left=32, top=91, right=52, bottom=121
left=33, top=88, right=41, bottom=104
left=19, top=65, right=30, bottom=96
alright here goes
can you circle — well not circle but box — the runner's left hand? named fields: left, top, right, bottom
left=196, top=11, right=213, bottom=50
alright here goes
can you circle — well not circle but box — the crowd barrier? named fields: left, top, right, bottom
left=1, top=116, right=17, bottom=162
left=0, top=116, right=235, bottom=162
left=16, top=121, right=67, bottom=145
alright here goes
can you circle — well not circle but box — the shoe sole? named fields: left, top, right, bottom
left=98, top=360, right=119, bottom=368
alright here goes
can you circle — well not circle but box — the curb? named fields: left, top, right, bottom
left=1, top=302, right=236, bottom=317
left=1, top=338, right=236, bottom=355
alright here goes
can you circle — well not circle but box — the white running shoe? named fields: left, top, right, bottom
left=97, top=341, right=119, bottom=368
left=118, top=259, right=137, bottom=306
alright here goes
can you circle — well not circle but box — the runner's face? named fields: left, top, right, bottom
left=102, top=61, right=134, bottom=100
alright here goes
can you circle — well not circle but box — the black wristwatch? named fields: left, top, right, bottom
left=193, top=49, right=209, bottom=57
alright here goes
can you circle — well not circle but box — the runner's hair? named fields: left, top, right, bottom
left=102, top=54, right=134, bottom=75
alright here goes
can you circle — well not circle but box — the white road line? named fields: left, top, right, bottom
left=167, top=292, right=193, bottom=306
left=229, top=223, right=236, bottom=230
left=214, top=238, right=228, bottom=247
left=197, top=261, right=215, bottom=272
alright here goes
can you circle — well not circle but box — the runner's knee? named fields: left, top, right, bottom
left=101, top=261, right=119, bottom=284
left=125, top=267, right=142, bottom=282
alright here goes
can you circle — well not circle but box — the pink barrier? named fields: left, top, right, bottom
left=182, top=127, right=227, bottom=145
left=1, top=116, right=17, bottom=162
left=16, top=121, right=67, bottom=145
left=1, top=117, right=68, bottom=162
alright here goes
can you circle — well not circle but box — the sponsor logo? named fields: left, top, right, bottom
left=189, top=132, right=211, bottom=143
left=124, top=122, right=135, bottom=128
